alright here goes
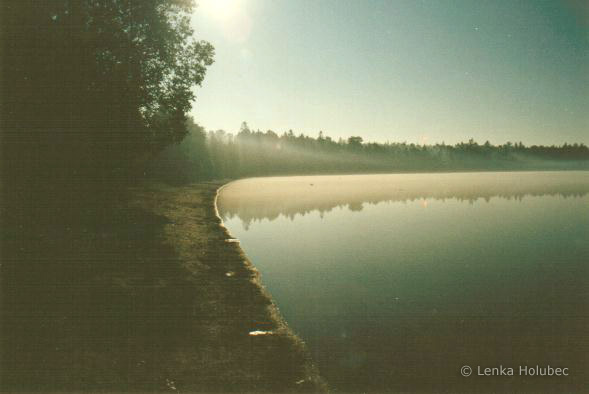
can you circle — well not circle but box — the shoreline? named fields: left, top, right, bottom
left=1, top=180, right=326, bottom=393
left=132, top=180, right=327, bottom=392
left=215, top=180, right=326, bottom=389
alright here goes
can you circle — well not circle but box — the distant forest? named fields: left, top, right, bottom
left=149, top=119, right=589, bottom=184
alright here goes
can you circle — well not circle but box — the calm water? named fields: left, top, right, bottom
left=217, top=172, right=589, bottom=392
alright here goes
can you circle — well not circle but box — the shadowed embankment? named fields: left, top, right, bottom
left=1, top=181, right=326, bottom=393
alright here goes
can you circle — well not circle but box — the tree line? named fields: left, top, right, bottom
left=149, top=120, right=589, bottom=184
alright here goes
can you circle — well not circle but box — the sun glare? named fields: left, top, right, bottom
left=197, top=0, right=251, bottom=42
left=199, top=0, right=242, bottom=21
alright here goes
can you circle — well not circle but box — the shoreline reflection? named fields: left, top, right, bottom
left=218, top=171, right=589, bottom=227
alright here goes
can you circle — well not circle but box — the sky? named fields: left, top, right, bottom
left=190, top=0, right=588, bottom=145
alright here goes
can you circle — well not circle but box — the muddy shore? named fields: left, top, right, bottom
left=1, top=181, right=326, bottom=392
left=131, top=181, right=327, bottom=392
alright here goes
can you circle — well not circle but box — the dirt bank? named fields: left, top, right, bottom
left=1, top=181, right=326, bottom=393
left=131, top=181, right=327, bottom=392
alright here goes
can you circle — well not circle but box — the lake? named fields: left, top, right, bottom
left=217, top=171, right=589, bottom=392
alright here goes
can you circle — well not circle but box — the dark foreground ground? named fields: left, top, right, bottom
left=1, top=181, right=326, bottom=393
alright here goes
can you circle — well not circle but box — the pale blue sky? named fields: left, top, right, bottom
left=190, top=0, right=588, bottom=145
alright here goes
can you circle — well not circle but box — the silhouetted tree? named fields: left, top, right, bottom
left=2, top=1, right=214, bottom=192
left=147, top=118, right=213, bottom=184
left=348, top=136, right=364, bottom=150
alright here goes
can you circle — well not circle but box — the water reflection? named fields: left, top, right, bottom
left=218, top=171, right=589, bottom=228
left=217, top=171, right=589, bottom=393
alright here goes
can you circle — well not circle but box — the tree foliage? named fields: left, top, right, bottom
left=2, top=0, right=214, bottom=184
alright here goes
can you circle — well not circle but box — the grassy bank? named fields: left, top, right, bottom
left=1, top=181, right=326, bottom=393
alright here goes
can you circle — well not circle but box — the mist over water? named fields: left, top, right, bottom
left=218, top=172, right=589, bottom=392
left=218, top=171, right=589, bottom=226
